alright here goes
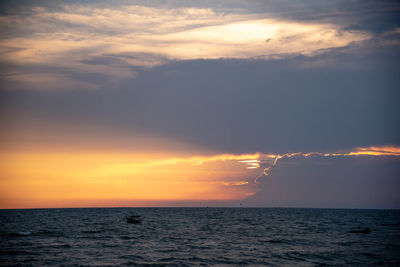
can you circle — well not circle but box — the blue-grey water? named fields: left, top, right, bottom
left=1, top=208, right=399, bottom=266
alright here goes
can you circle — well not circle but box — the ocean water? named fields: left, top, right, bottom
left=1, top=208, right=399, bottom=266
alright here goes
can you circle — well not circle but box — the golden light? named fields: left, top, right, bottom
left=0, top=151, right=261, bottom=209
left=1, top=146, right=399, bottom=209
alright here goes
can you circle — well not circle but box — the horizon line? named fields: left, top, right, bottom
left=1, top=206, right=399, bottom=211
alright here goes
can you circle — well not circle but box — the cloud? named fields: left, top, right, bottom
left=0, top=2, right=373, bottom=90
left=246, top=151, right=400, bottom=209
left=254, top=146, right=400, bottom=182
left=1, top=42, right=399, bottom=154
left=2, top=1, right=399, bottom=91
left=3, top=72, right=100, bottom=90
left=3, top=5, right=370, bottom=61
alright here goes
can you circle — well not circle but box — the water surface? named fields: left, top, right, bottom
left=1, top=208, right=399, bottom=266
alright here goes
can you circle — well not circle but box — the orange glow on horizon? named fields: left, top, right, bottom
left=0, top=145, right=399, bottom=209
left=0, top=151, right=260, bottom=209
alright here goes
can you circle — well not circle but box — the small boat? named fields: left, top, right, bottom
left=349, top=227, right=370, bottom=234
left=125, top=215, right=142, bottom=224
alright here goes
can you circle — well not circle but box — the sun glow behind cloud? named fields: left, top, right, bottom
left=0, top=4, right=371, bottom=90
left=0, top=146, right=398, bottom=209
left=0, top=151, right=261, bottom=208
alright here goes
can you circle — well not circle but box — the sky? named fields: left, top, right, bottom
left=0, top=0, right=399, bottom=209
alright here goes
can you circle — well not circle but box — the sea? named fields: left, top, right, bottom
left=1, top=208, right=399, bottom=266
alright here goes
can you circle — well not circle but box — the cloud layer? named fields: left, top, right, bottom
left=0, top=2, right=376, bottom=90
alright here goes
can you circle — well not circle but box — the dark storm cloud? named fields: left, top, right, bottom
left=2, top=44, right=399, bottom=154
left=246, top=155, right=400, bottom=209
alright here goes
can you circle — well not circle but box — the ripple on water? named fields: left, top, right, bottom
left=1, top=208, right=399, bottom=266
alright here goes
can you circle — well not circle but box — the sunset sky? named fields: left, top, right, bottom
left=1, top=0, right=399, bottom=209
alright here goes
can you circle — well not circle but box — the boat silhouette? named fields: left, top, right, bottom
left=125, top=215, right=142, bottom=224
